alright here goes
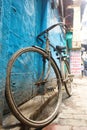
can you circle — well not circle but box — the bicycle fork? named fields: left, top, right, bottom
left=60, top=58, right=73, bottom=84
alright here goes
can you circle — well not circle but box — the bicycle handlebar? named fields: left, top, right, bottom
left=37, top=22, right=68, bottom=38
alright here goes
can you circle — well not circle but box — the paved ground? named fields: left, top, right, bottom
left=2, top=77, right=87, bottom=130
left=49, top=77, right=87, bottom=130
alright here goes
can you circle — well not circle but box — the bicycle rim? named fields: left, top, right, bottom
left=6, top=47, right=62, bottom=128
left=63, top=60, right=73, bottom=97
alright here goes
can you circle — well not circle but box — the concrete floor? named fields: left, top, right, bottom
left=2, top=77, right=87, bottom=130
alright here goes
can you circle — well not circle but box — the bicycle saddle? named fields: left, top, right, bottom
left=56, top=45, right=66, bottom=51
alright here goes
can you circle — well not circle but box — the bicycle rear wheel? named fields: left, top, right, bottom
left=5, top=46, right=62, bottom=128
left=62, top=60, right=73, bottom=97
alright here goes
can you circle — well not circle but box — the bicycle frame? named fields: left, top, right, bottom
left=37, top=22, right=68, bottom=82
left=36, top=22, right=74, bottom=86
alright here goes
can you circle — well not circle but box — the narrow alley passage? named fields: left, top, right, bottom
left=2, top=77, right=87, bottom=130
left=44, top=77, right=87, bottom=130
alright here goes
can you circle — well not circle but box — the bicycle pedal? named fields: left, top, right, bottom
left=68, top=74, right=74, bottom=77
left=46, top=87, right=54, bottom=92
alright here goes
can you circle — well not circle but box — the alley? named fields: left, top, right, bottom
left=50, top=77, right=87, bottom=130
left=2, top=77, right=87, bottom=130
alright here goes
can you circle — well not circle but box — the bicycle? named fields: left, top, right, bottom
left=5, top=22, right=73, bottom=128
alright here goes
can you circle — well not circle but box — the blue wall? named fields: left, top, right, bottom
left=0, top=0, right=66, bottom=123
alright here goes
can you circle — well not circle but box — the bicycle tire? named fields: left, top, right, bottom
left=5, top=46, right=62, bottom=128
left=62, top=60, right=73, bottom=97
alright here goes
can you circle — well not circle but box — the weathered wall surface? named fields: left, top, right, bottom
left=0, top=0, right=66, bottom=123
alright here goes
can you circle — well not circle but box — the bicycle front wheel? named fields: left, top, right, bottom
left=5, top=46, right=62, bottom=128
